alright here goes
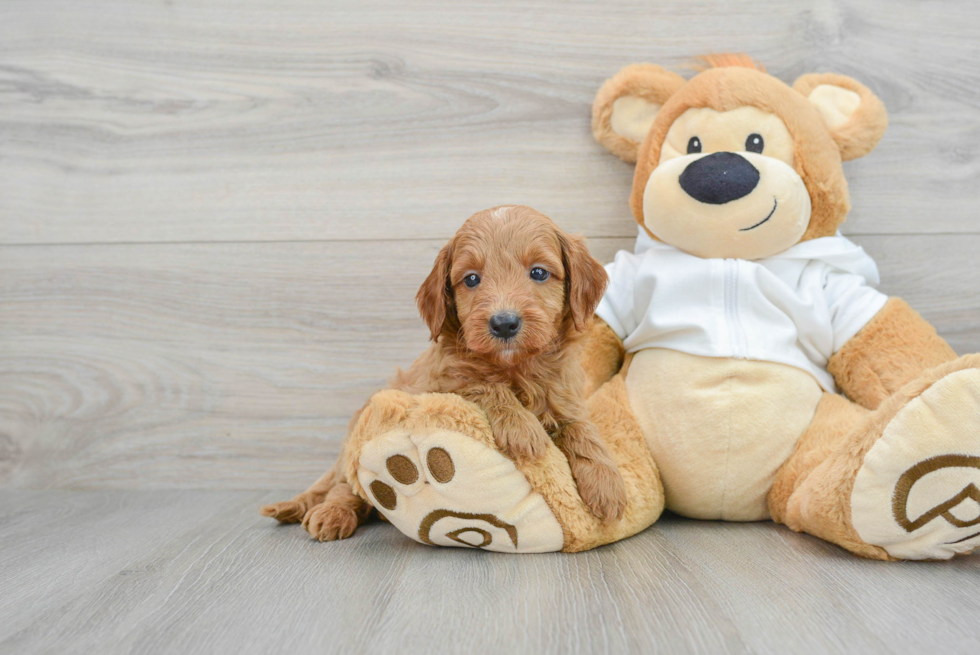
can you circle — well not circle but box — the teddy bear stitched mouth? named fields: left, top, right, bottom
left=739, top=197, right=778, bottom=232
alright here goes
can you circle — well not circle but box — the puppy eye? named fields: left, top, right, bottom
left=529, top=267, right=550, bottom=282
left=686, top=136, right=702, bottom=154
left=463, top=273, right=481, bottom=288
left=746, top=133, right=764, bottom=153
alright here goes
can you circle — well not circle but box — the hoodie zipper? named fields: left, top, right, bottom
left=724, top=259, right=748, bottom=359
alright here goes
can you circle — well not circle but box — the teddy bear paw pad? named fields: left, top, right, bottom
left=355, top=428, right=564, bottom=553
left=851, top=368, right=980, bottom=559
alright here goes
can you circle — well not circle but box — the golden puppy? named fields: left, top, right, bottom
left=262, top=205, right=628, bottom=540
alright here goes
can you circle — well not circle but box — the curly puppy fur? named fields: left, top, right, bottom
left=261, top=205, right=628, bottom=540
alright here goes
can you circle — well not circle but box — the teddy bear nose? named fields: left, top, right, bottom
left=679, top=151, right=760, bottom=204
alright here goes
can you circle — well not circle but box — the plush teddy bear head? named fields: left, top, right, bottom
left=592, top=55, right=888, bottom=259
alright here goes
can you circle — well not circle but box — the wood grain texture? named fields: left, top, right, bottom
left=2, top=1, right=980, bottom=652
left=0, top=491, right=977, bottom=655
left=2, top=235, right=978, bottom=490
left=1, top=0, right=979, bottom=244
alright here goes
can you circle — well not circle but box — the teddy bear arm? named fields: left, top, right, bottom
left=579, top=318, right=626, bottom=397
left=828, top=298, right=957, bottom=409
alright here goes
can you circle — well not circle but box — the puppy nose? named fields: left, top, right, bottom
left=489, top=312, right=522, bottom=340
left=679, top=152, right=760, bottom=204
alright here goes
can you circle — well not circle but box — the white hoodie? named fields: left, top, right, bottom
left=596, top=228, right=888, bottom=392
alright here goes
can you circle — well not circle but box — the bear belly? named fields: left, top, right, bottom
left=625, top=348, right=823, bottom=521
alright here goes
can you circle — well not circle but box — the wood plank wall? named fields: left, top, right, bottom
left=2, top=0, right=978, bottom=489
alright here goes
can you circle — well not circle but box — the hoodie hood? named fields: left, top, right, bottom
left=632, top=226, right=880, bottom=284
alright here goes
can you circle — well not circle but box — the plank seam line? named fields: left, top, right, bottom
left=0, top=233, right=977, bottom=248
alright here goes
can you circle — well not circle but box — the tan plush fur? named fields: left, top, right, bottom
left=630, top=66, right=851, bottom=242
left=579, top=317, right=625, bottom=397
left=793, top=73, right=888, bottom=162
left=696, top=53, right=767, bottom=72
left=592, top=64, right=686, bottom=163
left=343, top=390, right=499, bottom=500
left=341, top=381, right=663, bottom=552
left=587, top=56, right=979, bottom=560
left=268, top=57, right=975, bottom=559
left=828, top=298, right=957, bottom=410
left=592, top=57, right=889, bottom=244
left=262, top=206, right=628, bottom=539
left=777, top=354, right=980, bottom=560
left=627, top=349, right=823, bottom=521
left=768, top=393, right=871, bottom=524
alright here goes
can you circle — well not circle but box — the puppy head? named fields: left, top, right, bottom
left=416, top=205, right=607, bottom=364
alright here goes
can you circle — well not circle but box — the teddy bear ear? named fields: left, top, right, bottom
left=793, top=73, right=888, bottom=161
left=592, top=64, right=686, bottom=164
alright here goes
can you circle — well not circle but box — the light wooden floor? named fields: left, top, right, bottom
left=3, top=490, right=979, bottom=655
left=2, top=1, right=979, bottom=653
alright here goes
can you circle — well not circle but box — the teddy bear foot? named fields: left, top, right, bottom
left=344, top=386, right=662, bottom=553
left=352, top=410, right=565, bottom=553
left=851, top=363, right=980, bottom=560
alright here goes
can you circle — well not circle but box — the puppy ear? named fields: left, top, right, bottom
left=592, top=63, right=686, bottom=163
left=559, top=232, right=608, bottom=332
left=793, top=73, right=888, bottom=161
left=416, top=241, right=454, bottom=341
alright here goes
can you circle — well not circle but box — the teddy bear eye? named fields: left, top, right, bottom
left=746, top=133, right=764, bottom=153
left=686, top=136, right=702, bottom=154
left=463, top=273, right=481, bottom=288
left=529, top=267, right=550, bottom=282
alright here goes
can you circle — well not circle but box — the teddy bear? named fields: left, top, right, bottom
left=333, top=55, right=980, bottom=560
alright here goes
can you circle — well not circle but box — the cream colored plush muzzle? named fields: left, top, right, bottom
left=642, top=152, right=811, bottom=260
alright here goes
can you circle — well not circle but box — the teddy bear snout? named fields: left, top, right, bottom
left=679, top=151, right=760, bottom=205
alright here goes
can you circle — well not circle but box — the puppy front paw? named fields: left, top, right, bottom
left=492, top=410, right=551, bottom=462
left=302, top=502, right=360, bottom=541
left=571, top=457, right=628, bottom=523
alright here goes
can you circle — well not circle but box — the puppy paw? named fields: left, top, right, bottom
left=302, top=502, right=360, bottom=542
left=259, top=499, right=307, bottom=524
left=492, top=411, right=551, bottom=462
left=571, top=457, right=628, bottom=523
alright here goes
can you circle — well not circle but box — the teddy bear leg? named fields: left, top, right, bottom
left=343, top=389, right=568, bottom=553
left=768, top=393, right=881, bottom=557
left=343, top=380, right=663, bottom=553
left=772, top=355, right=980, bottom=560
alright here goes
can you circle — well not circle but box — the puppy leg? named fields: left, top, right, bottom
left=490, top=405, right=552, bottom=462
left=260, top=406, right=370, bottom=523
left=260, top=463, right=340, bottom=524
left=462, top=384, right=551, bottom=461
left=556, top=419, right=628, bottom=522
left=302, top=481, right=373, bottom=541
